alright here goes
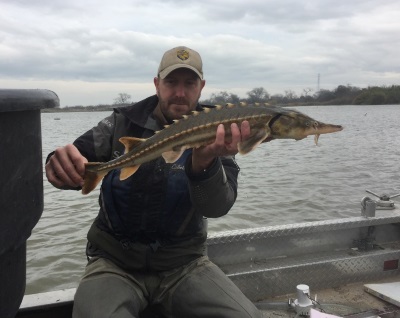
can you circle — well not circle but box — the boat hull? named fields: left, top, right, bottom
left=18, top=209, right=400, bottom=317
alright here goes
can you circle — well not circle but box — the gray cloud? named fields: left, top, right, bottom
left=1, top=0, right=399, bottom=106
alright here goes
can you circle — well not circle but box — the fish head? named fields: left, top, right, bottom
left=268, top=110, right=343, bottom=144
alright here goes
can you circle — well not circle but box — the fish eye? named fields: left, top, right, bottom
left=313, top=121, right=319, bottom=127
left=305, top=121, right=311, bottom=127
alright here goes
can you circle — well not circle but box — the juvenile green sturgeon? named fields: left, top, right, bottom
left=82, top=103, right=343, bottom=194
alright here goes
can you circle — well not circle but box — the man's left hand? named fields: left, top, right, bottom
left=191, top=121, right=250, bottom=174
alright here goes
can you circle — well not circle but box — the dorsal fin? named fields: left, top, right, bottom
left=119, top=137, right=145, bottom=153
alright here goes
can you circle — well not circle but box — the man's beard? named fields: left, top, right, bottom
left=160, top=98, right=196, bottom=122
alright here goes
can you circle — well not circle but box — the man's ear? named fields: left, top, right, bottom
left=154, top=77, right=160, bottom=95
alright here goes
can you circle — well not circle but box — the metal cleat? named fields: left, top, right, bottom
left=365, top=190, right=400, bottom=210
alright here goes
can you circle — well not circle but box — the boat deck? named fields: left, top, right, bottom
left=257, top=274, right=400, bottom=317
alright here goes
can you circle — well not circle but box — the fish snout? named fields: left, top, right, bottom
left=317, top=123, right=343, bottom=134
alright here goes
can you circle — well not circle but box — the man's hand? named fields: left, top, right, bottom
left=191, top=121, right=250, bottom=174
left=45, top=144, right=88, bottom=189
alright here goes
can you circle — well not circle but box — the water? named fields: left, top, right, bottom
left=26, top=105, right=400, bottom=294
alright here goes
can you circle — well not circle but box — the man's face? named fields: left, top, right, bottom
left=154, top=68, right=205, bottom=121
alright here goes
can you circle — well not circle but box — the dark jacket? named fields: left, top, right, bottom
left=72, top=95, right=240, bottom=271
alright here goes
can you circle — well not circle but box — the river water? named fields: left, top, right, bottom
left=26, top=105, right=400, bottom=294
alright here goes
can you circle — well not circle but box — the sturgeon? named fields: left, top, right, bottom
left=82, top=103, right=343, bottom=194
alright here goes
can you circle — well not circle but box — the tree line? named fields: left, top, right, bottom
left=200, top=84, right=400, bottom=106
left=41, top=84, right=400, bottom=112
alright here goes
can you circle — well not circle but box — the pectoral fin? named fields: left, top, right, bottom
left=238, top=127, right=270, bottom=154
left=120, top=165, right=140, bottom=180
left=162, top=149, right=185, bottom=163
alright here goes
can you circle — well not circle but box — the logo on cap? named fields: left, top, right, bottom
left=177, top=49, right=189, bottom=61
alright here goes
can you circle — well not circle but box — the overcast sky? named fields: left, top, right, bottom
left=1, top=0, right=399, bottom=107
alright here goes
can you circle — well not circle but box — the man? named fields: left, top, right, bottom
left=46, top=46, right=262, bottom=318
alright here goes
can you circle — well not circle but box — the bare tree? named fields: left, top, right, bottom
left=246, top=87, right=269, bottom=104
left=113, top=93, right=132, bottom=105
left=203, top=91, right=241, bottom=105
left=302, top=88, right=313, bottom=97
left=284, top=90, right=297, bottom=101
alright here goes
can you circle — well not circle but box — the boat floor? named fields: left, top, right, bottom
left=257, top=275, right=400, bottom=317
left=16, top=275, right=400, bottom=318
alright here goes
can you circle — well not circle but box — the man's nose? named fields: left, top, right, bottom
left=175, top=83, right=186, bottom=97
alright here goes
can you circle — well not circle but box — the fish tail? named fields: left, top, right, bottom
left=82, top=163, right=107, bottom=195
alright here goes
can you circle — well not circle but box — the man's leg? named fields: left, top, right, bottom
left=73, top=258, right=147, bottom=318
left=164, top=257, right=262, bottom=318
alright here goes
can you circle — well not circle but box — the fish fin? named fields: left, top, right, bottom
left=238, top=128, right=270, bottom=154
left=120, top=165, right=140, bottom=180
left=82, top=162, right=108, bottom=195
left=119, top=137, right=145, bottom=153
left=162, top=149, right=185, bottom=163
left=314, top=134, right=320, bottom=146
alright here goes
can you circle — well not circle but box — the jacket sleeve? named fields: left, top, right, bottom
left=73, top=112, right=117, bottom=162
left=185, top=155, right=240, bottom=218
left=45, top=112, right=116, bottom=165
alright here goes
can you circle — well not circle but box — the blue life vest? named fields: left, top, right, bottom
left=98, top=149, right=203, bottom=243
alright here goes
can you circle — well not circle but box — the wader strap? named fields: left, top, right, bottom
left=175, top=207, right=195, bottom=236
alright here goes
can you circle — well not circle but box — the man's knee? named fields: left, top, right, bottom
left=73, top=276, right=144, bottom=318
left=170, top=262, right=261, bottom=318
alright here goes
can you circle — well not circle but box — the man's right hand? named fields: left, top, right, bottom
left=45, top=144, right=88, bottom=189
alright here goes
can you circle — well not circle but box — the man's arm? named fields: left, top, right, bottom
left=45, top=113, right=116, bottom=190
left=186, top=156, right=239, bottom=218
left=186, top=121, right=250, bottom=218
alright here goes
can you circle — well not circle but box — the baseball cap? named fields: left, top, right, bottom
left=158, top=46, right=203, bottom=79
